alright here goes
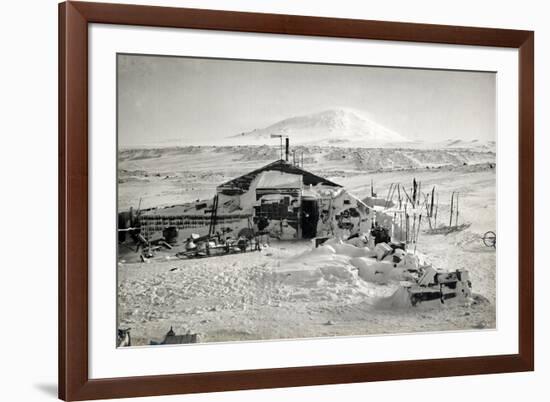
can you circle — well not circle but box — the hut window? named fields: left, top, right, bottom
left=344, top=199, right=351, bottom=205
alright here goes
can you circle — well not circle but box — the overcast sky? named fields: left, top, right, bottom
left=118, top=54, right=496, bottom=148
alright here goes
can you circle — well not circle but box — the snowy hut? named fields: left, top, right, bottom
left=215, top=159, right=372, bottom=240
left=138, top=159, right=371, bottom=240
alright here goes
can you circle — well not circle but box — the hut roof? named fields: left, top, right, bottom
left=256, top=171, right=302, bottom=189
left=217, top=160, right=341, bottom=195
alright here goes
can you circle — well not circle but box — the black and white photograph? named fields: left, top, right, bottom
left=116, top=54, right=497, bottom=347
left=3, top=0, right=546, bottom=401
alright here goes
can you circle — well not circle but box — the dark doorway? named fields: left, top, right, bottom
left=301, top=199, right=319, bottom=239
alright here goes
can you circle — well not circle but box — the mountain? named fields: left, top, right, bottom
left=229, top=108, right=410, bottom=146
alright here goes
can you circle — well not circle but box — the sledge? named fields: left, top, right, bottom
left=175, top=236, right=260, bottom=260
left=402, top=267, right=472, bottom=307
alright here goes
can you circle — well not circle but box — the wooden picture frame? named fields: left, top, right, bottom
left=59, top=1, right=534, bottom=400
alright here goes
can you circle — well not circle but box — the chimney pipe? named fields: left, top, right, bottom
left=285, top=138, right=289, bottom=162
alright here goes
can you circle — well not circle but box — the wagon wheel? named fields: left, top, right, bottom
left=482, top=231, right=496, bottom=248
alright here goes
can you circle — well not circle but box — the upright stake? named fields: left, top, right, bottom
left=399, top=209, right=403, bottom=241
left=412, top=214, right=417, bottom=243
left=455, top=192, right=459, bottom=228
left=397, top=185, right=402, bottom=209
left=424, top=195, right=433, bottom=230
left=414, top=215, right=422, bottom=254
left=449, top=192, right=455, bottom=227
left=385, top=183, right=393, bottom=209
left=434, top=193, right=439, bottom=229
left=405, top=204, right=409, bottom=244
left=389, top=184, right=396, bottom=209
left=430, top=186, right=435, bottom=217
left=402, top=185, right=414, bottom=206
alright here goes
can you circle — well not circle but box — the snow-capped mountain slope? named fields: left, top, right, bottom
left=230, top=108, right=410, bottom=146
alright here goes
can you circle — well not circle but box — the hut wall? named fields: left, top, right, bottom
left=138, top=214, right=250, bottom=239
left=316, top=189, right=372, bottom=238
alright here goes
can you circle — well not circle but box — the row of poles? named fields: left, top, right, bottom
left=374, top=179, right=461, bottom=251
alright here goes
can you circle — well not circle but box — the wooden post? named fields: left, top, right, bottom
left=455, top=192, right=459, bottom=228
left=402, top=185, right=414, bottom=206
left=399, top=209, right=403, bottom=241
left=387, top=183, right=397, bottom=209
left=449, top=192, right=455, bottom=227
left=430, top=187, right=435, bottom=217
left=414, top=215, right=422, bottom=254
left=412, top=214, right=416, bottom=243
left=406, top=214, right=409, bottom=244
left=424, top=195, right=433, bottom=230
left=397, top=185, right=402, bottom=209
left=434, top=193, right=439, bottom=229
left=405, top=204, right=409, bottom=244
left=385, top=183, right=393, bottom=208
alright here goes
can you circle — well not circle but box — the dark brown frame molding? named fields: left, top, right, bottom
left=59, top=1, right=534, bottom=400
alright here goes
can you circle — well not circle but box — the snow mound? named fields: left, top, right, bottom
left=331, top=243, right=373, bottom=258
left=377, top=287, right=414, bottom=309
left=273, top=265, right=324, bottom=287
left=350, top=257, right=413, bottom=284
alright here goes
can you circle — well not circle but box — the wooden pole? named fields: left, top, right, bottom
left=405, top=204, right=409, bottom=244
left=389, top=184, right=396, bottom=208
left=424, top=195, right=433, bottom=230
left=402, top=185, right=414, bottom=206
left=386, top=183, right=397, bottom=209
left=455, top=192, right=459, bottom=228
left=406, top=213, right=409, bottom=245
left=412, top=212, right=416, bottom=243
left=399, top=209, right=403, bottom=241
left=434, top=194, right=439, bottom=229
left=414, top=215, right=422, bottom=254
left=449, top=192, right=455, bottom=227
left=397, top=184, right=402, bottom=209
left=430, top=187, right=435, bottom=217
left=385, top=183, right=393, bottom=208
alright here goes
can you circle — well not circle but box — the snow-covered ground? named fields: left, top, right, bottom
left=118, top=145, right=495, bottom=211
left=117, top=145, right=496, bottom=346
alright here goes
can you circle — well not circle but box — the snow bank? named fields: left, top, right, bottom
left=377, top=287, right=414, bottom=309
left=331, top=243, right=372, bottom=258
left=350, top=257, right=413, bottom=284
left=273, top=265, right=324, bottom=287
left=319, top=265, right=356, bottom=283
